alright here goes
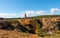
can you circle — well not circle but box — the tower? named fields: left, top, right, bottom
left=25, top=13, right=27, bottom=18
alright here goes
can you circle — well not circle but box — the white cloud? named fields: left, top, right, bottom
left=22, top=10, right=46, bottom=17
left=0, top=13, right=17, bottom=18
left=22, top=8, right=60, bottom=17
left=50, top=8, right=60, bottom=14
left=25, top=10, right=35, bottom=17
left=58, top=9, right=60, bottom=12
left=36, top=10, right=46, bottom=15
left=0, top=8, right=60, bottom=18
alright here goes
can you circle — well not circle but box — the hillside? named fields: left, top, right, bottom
left=0, top=15, right=60, bottom=38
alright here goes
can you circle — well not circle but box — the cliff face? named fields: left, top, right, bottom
left=0, top=16, right=60, bottom=38
left=0, top=19, right=39, bottom=34
left=17, top=17, right=60, bottom=34
left=39, top=17, right=60, bottom=35
left=0, top=16, right=60, bottom=35
left=17, top=19, right=40, bottom=34
left=41, top=17, right=60, bottom=29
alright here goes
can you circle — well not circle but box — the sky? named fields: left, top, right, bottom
left=0, top=0, right=60, bottom=18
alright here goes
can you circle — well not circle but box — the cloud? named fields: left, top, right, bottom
left=50, top=8, right=60, bottom=14
left=0, top=8, right=60, bottom=18
left=25, top=10, right=35, bottom=17
left=36, top=10, right=46, bottom=15
left=0, top=13, right=17, bottom=18
left=22, top=10, right=46, bottom=17
left=22, top=8, right=60, bottom=17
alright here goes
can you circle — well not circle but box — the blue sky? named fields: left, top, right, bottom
left=0, top=0, right=60, bottom=18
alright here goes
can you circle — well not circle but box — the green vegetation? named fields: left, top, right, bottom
left=31, top=15, right=60, bottom=19
left=33, top=20, right=43, bottom=36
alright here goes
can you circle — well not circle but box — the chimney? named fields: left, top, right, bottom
left=25, top=13, right=27, bottom=18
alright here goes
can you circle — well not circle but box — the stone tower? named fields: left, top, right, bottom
left=25, top=13, right=27, bottom=18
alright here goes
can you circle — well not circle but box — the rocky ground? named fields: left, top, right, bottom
left=0, top=29, right=60, bottom=38
left=0, top=29, right=39, bottom=38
